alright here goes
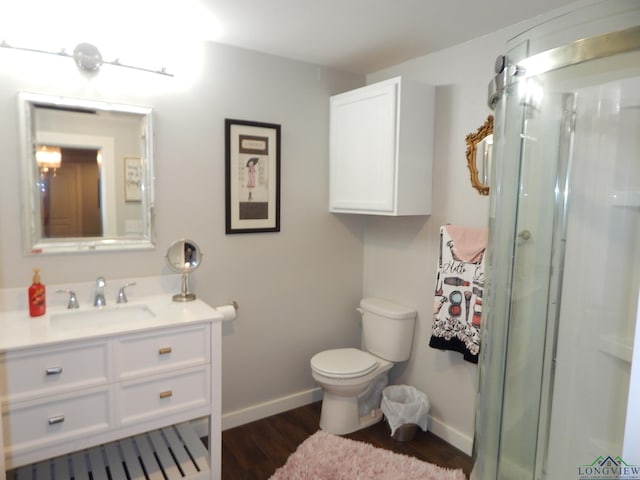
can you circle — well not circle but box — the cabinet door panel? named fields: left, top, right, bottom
left=330, top=82, right=397, bottom=212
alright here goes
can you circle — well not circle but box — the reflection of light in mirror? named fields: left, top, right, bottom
left=36, top=145, right=62, bottom=175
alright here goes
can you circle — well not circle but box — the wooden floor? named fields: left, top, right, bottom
left=222, top=401, right=473, bottom=479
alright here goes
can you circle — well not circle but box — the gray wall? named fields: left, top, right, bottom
left=364, top=0, right=590, bottom=453
left=0, top=41, right=365, bottom=422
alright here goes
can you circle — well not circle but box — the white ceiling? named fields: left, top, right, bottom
left=204, top=0, right=582, bottom=74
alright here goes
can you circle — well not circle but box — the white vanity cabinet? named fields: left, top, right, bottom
left=329, top=76, right=435, bottom=215
left=0, top=299, right=222, bottom=480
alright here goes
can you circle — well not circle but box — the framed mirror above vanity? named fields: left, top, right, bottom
left=18, top=93, right=155, bottom=254
left=465, top=115, right=493, bottom=196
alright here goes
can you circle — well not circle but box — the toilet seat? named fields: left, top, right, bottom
left=311, top=348, right=378, bottom=379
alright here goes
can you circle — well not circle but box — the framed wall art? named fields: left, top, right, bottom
left=225, top=119, right=281, bottom=233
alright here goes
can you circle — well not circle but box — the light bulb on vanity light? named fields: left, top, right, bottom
left=72, top=42, right=103, bottom=73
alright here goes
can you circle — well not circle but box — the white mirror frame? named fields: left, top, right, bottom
left=18, top=92, right=156, bottom=254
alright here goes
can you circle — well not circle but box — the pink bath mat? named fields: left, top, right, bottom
left=269, top=430, right=466, bottom=480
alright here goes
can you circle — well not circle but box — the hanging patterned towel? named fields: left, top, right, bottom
left=429, top=225, right=487, bottom=363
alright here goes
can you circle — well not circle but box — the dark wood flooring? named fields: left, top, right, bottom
left=222, top=401, right=473, bottom=479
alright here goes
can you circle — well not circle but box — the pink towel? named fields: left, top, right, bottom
left=445, top=225, right=488, bottom=263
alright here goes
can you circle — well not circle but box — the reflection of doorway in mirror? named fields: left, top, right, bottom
left=41, top=147, right=102, bottom=238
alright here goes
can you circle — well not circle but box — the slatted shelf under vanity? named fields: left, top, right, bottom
left=7, top=422, right=211, bottom=480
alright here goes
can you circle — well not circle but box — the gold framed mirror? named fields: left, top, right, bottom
left=465, top=115, right=493, bottom=196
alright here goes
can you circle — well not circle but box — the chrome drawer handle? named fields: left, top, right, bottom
left=159, top=390, right=173, bottom=399
left=158, top=347, right=172, bottom=355
left=48, top=415, right=65, bottom=425
left=46, top=367, right=63, bottom=375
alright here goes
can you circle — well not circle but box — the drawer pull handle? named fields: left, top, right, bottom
left=48, top=415, right=65, bottom=425
left=46, top=367, right=63, bottom=375
left=158, top=347, right=172, bottom=355
left=159, top=390, right=173, bottom=399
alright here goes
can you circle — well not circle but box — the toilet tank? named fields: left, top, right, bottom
left=360, top=297, right=416, bottom=362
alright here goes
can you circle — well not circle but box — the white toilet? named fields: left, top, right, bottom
left=310, top=297, right=416, bottom=435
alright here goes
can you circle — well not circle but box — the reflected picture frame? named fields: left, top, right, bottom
left=124, top=157, right=143, bottom=202
left=225, top=119, right=281, bottom=234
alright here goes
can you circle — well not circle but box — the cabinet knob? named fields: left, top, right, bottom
left=48, top=415, right=65, bottom=425
left=46, top=367, right=63, bottom=375
left=159, top=390, right=173, bottom=399
left=158, top=347, right=172, bottom=355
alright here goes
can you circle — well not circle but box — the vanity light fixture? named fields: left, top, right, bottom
left=0, top=40, right=173, bottom=77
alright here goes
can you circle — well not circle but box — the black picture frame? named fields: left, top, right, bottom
left=225, top=119, right=281, bottom=234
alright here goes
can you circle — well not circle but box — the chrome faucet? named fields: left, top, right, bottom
left=56, top=289, right=79, bottom=309
left=94, top=277, right=106, bottom=307
left=116, top=282, right=136, bottom=304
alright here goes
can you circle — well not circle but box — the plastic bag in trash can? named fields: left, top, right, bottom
left=381, top=385, right=430, bottom=436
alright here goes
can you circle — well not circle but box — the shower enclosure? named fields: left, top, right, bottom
left=472, top=1, right=640, bottom=479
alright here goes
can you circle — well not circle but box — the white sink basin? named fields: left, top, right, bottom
left=50, top=304, right=156, bottom=330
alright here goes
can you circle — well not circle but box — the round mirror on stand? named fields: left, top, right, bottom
left=166, top=239, right=202, bottom=302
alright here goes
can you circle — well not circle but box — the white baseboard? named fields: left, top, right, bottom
left=212, top=387, right=473, bottom=458
left=429, top=415, right=473, bottom=456
left=221, top=387, right=324, bottom=431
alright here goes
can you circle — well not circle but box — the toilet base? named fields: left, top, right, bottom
left=318, top=390, right=384, bottom=435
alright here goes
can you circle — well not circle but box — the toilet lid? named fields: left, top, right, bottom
left=311, top=348, right=377, bottom=378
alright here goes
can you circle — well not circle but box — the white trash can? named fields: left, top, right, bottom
left=381, top=385, right=430, bottom=441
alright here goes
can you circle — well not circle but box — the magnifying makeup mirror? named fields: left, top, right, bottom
left=166, top=239, right=202, bottom=302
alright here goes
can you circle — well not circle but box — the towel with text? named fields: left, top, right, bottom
left=429, top=225, right=487, bottom=363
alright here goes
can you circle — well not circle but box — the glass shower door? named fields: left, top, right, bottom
left=541, top=53, right=640, bottom=479
left=488, top=74, right=573, bottom=480
left=473, top=15, right=640, bottom=480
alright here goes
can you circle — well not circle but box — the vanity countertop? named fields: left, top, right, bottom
left=0, top=294, right=224, bottom=352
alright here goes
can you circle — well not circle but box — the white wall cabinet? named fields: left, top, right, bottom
left=329, top=76, right=435, bottom=215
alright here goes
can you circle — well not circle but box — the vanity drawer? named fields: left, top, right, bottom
left=0, top=342, right=109, bottom=402
left=116, top=365, right=210, bottom=426
left=115, top=324, right=210, bottom=379
left=2, top=386, right=110, bottom=456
